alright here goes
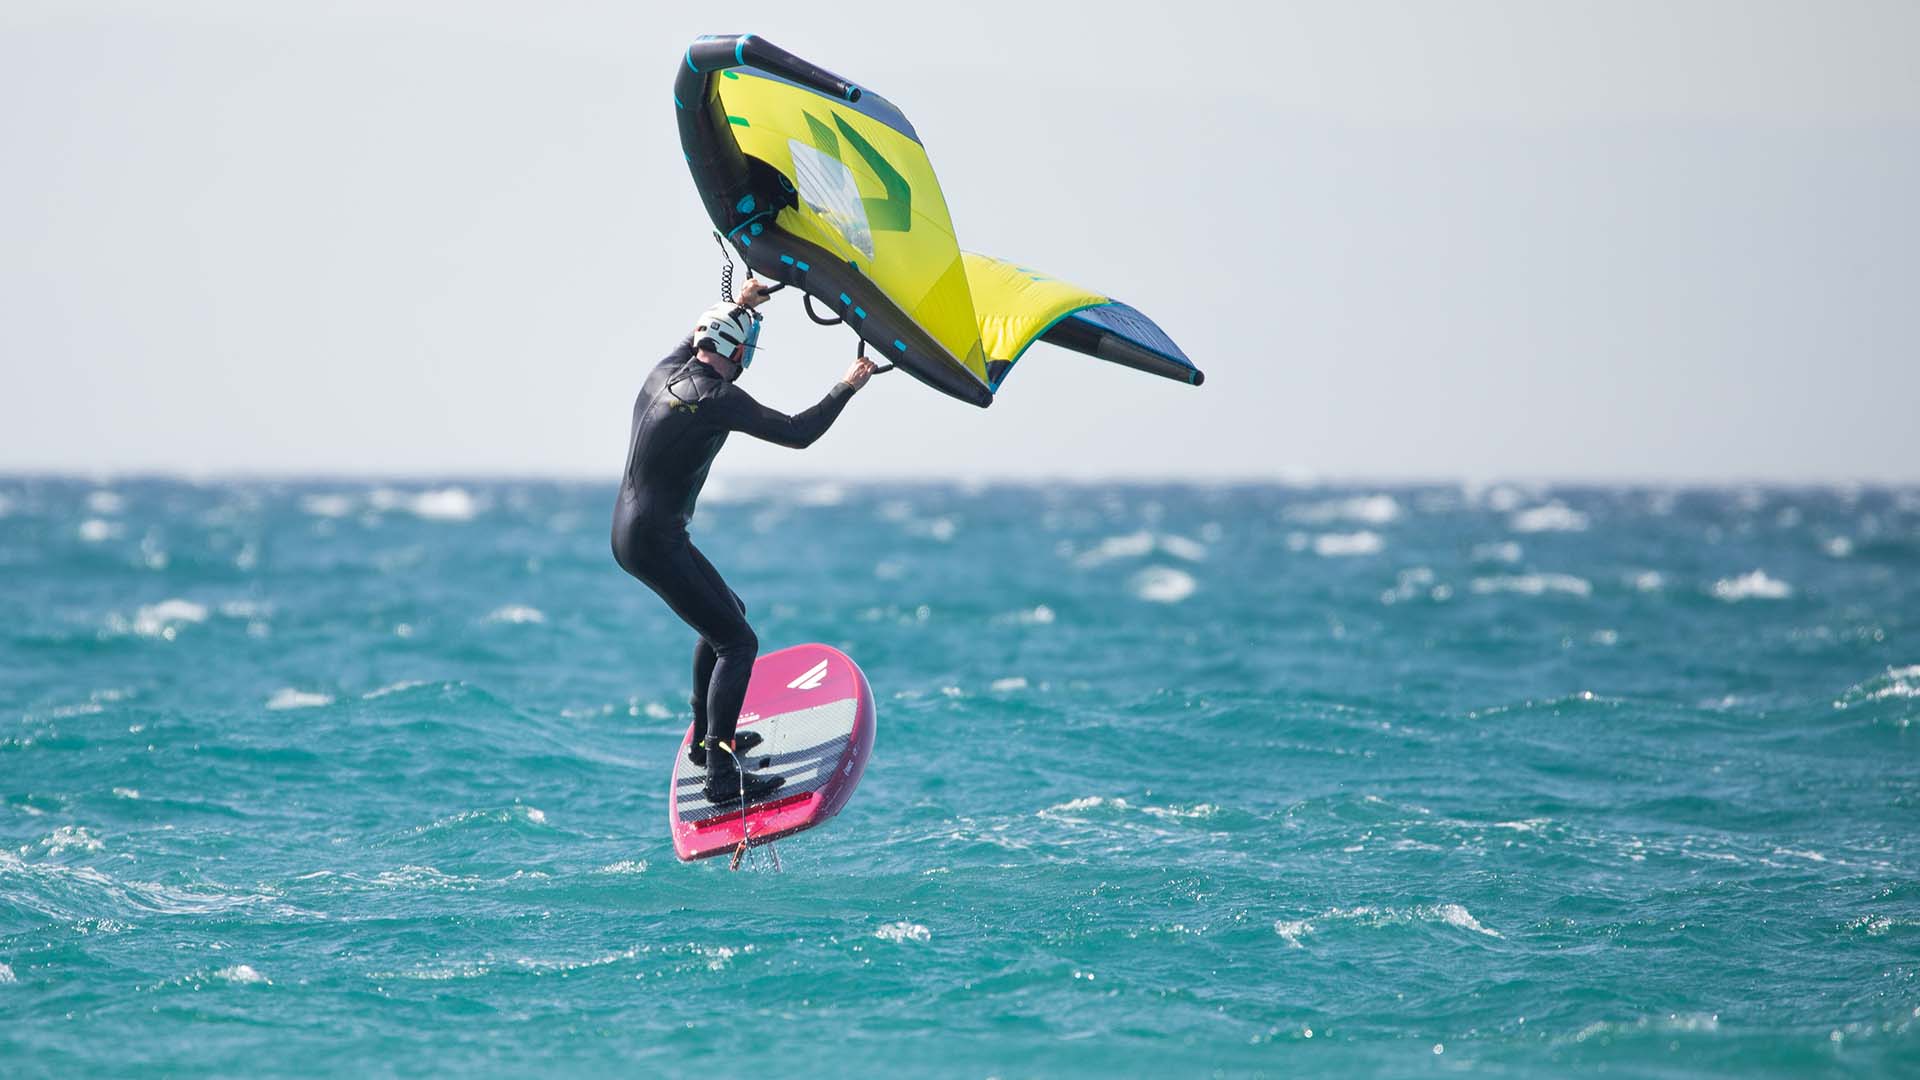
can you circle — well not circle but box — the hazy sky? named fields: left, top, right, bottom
left=3, top=1, right=1915, bottom=481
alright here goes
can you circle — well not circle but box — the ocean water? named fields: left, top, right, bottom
left=2, top=477, right=1917, bottom=1077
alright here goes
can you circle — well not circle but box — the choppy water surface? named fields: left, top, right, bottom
left=2, top=478, right=1917, bottom=1076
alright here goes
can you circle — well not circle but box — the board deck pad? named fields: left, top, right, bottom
left=669, top=643, right=875, bottom=861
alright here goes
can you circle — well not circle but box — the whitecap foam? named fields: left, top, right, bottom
left=874, top=921, right=931, bottom=943
left=989, top=676, right=1029, bottom=692
left=1073, top=530, right=1155, bottom=567
left=1629, top=570, right=1666, bottom=592
left=266, top=688, right=334, bottom=711
left=299, top=493, right=356, bottom=518
left=1711, top=570, right=1792, bottom=601
left=1824, top=536, right=1854, bottom=558
left=1471, top=573, right=1592, bottom=598
left=1273, top=919, right=1313, bottom=947
left=44, top=825, right=105, bottom=855
left=1157, top=533, right=1209, bottom=562
left=213, top=964, right=268, bottom=985
left=1845, top=914, right=1906, bottom=936
left=1312, top=531, right=1383, bottom=557
left=1272, top=903, right=1501, bottom=947
left=596, top=859, right=649, bottom=874
left=1130, top=566, right=1196, bottom=603
left=0, top=963, right=14, bottom=984
left=1140, top=803, right=1218, bottom=821
left=369, top=963, right=492, bottom=982
left=133, top=599, right=208, bottom=638
left=409, top=488, right=479, bottom=521
left=1834, top=664, right=1920, bottom=713
left=1493, top=818, right=1549, bottom=833
left=78, top=518, right=122, bottom=543
left=1510, top=503, right=1589, bottom=533
left=993, top=604, right=1056, bottom=626
left=1431, top=903, right=1499, bottom=936
left=1287, top=494, right=1402, bottom=525
left=1045, top=795, right=1125, bottom=815
left=363, top=680, right=428, bottom=700
left=1471, top=541, right=1523, bottom=564
left=485, top=604, right=546, bottom=625
left=86, top=490, right=125, bottom=515
left=1381, top=566, right=1451, bottom=604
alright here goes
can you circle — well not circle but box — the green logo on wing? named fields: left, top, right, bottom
left=803, top=110, right=911, bottom=233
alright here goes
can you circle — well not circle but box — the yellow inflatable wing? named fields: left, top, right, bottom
left=675, top=35, right=1202, bottom=408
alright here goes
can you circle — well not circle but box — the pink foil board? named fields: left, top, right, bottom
left=669, top=643, right=875, bottom=862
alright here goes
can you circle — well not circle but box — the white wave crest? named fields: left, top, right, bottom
left=214, top=964, right=268, bottom=985
left=1288, top=494, right=1402, bottom=525
left=1130, top=566, right=1196, bottom=603
left=1510, top=503, right=1589, bottom=533
left=1141, top=803, right=1218, bottom=821
left=1381, top=566, right=1452, bottom=604
left=78, top=518, right=122, bottom=543
left=993, top=604, right=1056, bottom=626
left=44, top=825, right=105, bottom=855
left=133, top=599, right=208, bottom=638
left=1073, top=531, right=1154, bottom=567
left=1273, top=903, right=1502, bottom=947
left=1045, top=795, right=1125, bottom=814
left=1157, top=533, right=1209, bottom=561
left=1074, top=531, right=1208, bottom=568
left=989, top=676, right=1029, bottom=692
left=86, top=490, right=125, bottom=514
left=409, top=488, right=479, bottom=521
left=1834, top=664, right=1920, bottom=715
left=596, top=859, right=649, bottom=875
left=1471, top=573, right=1592, bottom=598
left=363, top=680, right=428, bottom=700
left=485, top=604, right=546, bottom=625
left=1313, top=531, right=1383, bottom=557
left=266, top=688, right=334, bottom=711
left=875, top=921, right=931, bottom=943
left=1712, top=570, right=1792, bottom=601
left=0, top=963, right=14, bottom=984
left=299, top=493, right=356, bottom=518
left=1471, top=541, right=1523, bottom=564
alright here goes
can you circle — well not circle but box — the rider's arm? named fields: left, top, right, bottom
left=707, top=278, right=879, bottom=448
left=712, top=382, right=857, bottom=449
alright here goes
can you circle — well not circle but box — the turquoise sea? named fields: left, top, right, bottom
left=1, top=477, right=1916, bottom=1077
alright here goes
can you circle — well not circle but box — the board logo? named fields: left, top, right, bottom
left=786, top=659, right=830, bottom=691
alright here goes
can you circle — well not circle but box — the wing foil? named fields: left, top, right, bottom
left=675, top=35, right=1202, bottom=408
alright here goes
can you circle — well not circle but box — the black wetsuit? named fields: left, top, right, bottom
left=611, top=336, right=855, bottom=750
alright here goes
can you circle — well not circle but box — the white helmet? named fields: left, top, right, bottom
left=693, top=302, right=757, bottom=362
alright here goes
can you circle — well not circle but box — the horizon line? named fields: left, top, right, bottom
left=2, top=468, right=1916, bottom=490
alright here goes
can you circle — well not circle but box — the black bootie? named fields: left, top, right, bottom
left=687, top=729, right=762, bottom=768
left=702, top=738, right=784, bottom=805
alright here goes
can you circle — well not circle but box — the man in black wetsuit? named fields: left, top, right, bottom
left=612, top=278, right=878, bottom=804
